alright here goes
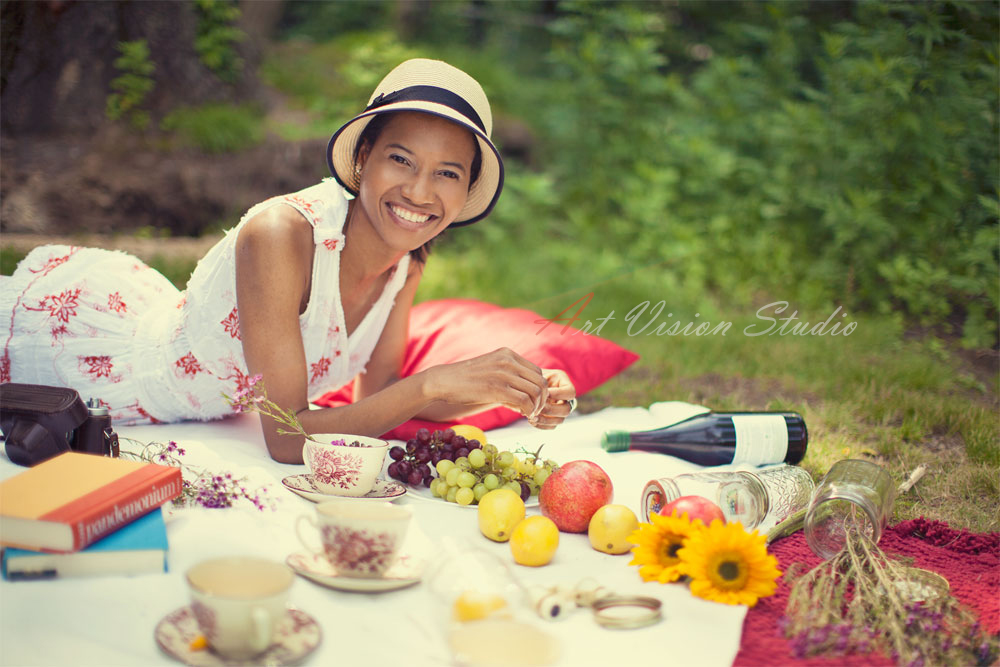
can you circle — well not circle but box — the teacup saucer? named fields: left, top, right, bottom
left=286, top=551, right=423, bottom=593
left=154, top=605, right=321, bottom=666
left=282, top=475, right=406, bottom=503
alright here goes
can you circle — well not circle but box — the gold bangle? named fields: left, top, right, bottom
left=591, top=595, right=662, bottom=630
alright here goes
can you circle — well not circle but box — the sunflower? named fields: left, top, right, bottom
left=628, top=513, right=702, bottom=583
left=677, top=521, right=781, bottom=607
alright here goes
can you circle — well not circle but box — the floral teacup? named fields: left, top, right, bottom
left=296, top=501, right=412, bottom=578
left=185, top=556, right=294, bottom=660
left=303, top=434, right=389, bottom=497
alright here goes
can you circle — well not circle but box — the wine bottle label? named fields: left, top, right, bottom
left=731, top=415, right=789, bottom=465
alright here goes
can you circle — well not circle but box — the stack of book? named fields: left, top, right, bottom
left=0, top=451, right=182, bottom=580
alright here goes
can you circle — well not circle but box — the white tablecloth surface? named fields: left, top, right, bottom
left=0, top=402, right=750, bottom=667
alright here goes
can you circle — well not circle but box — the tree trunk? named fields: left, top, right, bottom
left=1, top=0, right=260, bottom=135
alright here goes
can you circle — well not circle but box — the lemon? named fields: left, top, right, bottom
left=510, top=515, right=559, bottom=567
left=478, top=489, right=526, bottom=542
left=587, top=504, right=639, bottom=554
left=452, top=424, right=489, bottom=446
left=452, top=590, right=508, bottom=623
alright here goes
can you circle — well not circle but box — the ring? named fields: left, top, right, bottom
left=567, top=398, right=577, bottom=413
left=591, top=595, right=662, bottom=629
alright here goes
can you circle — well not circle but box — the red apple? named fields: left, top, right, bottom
left=659, top=495, right=726, bottom=525
left=539, top=460, right=614, bottom=533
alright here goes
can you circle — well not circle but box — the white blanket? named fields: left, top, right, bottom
left=0, top=402, right=748, bottom=667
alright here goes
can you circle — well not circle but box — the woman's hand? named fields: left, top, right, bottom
left=528, top=369, right=577, bottom=430
left=421, top=347, right=550, bottom=421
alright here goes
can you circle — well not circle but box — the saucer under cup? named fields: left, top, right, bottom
left=303, top=434, right=389, bottom=497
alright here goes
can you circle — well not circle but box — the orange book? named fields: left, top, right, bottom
left=0, top=451, right=182, bottom=553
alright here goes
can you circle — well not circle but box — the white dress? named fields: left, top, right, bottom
left=0, top=179, right=410, bottom=425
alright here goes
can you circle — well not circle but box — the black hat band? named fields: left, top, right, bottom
left=366, top=85, right=486, bottom=134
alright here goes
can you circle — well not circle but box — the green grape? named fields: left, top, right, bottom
left=429, top=478, right=443, bottom=497
left=545, top=459, right=558, bottom=470
left=455, top=456, right=469, bottom=467
left=498, top=451, right=515, bottom=467
left=446, top=485, right=459, bottom=503
left=468, top=449, right=486, bottom=468
left=455, top=487, right=475, bottom=506
left=483, top=473, right=500, bottom=490
left=457, top=471, right=477, bottom=489
left=533, top=468, right=551, bottom=487
left=483, top=444, right=498, bottom=457
left=473, top=483, right=489, bottom=501
left=445, top=467, right=462, bottom=486
left=501, top=467, right=518, bottom=480
left=503, top=481, right=522, bottom=495
left=436, top=459, right=455, bottom=476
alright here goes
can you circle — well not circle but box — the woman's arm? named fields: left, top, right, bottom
left=356, top=264, right=577, bottom=427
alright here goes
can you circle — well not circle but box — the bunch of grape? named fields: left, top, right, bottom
left=386, top=428, right=482, bottom=488
left=430, top=444, right=559, bottom=507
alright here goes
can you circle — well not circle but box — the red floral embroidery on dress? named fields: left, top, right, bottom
left=107, top=292, right=127, bottom=313
left=309, top=356, right=331, bottom=383
left=284, top=195, right=317, bottom=216
left=176, top=295, right=187, bottom=309
left=79, top=355, right=114, bottom=379
left=0, top=352, right=9, bottom=383
left=24, top=288, right=82, bottom=323
left=28, top=252, right=73, bottom=275
left=322, top=238, right=339, bottom=251
left=220, top=307, right=241, bottom=340
left=50, top=324, right=69, bottom=341
left=175, top=352, right=203, bottom=377
left=122, top=400, right=161, bottom=424
left=222, top=366, right=253, bottom=398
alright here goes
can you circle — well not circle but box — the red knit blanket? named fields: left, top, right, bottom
left=735, top=518, right=1000, bottom=666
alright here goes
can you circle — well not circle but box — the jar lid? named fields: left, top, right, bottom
left=591, top=595, right=662, bottom=629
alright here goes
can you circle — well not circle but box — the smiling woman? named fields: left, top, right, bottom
left=0, top=59, right=577, bottom=463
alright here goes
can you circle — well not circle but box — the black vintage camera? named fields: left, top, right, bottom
left=0, top=383, right=120, bottom=467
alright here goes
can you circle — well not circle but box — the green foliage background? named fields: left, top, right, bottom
left=267, top=0, right=998, bottom=346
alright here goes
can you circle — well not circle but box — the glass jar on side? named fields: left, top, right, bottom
left=804, top=459, right=895, bottom=560
left=641, top=464, right=815, bottom=532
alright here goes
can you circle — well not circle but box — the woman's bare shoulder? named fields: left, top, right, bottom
left=237, top=203, right=314, bottom=258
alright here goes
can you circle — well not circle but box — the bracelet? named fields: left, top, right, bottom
left=591, top=595, right=662, bottom=630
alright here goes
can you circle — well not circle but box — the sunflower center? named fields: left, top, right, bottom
left=707, top=552, right=749, bottom=590
left=718, top=561, right=740, bottom=580
left=656, top=535, right=684, bottom=565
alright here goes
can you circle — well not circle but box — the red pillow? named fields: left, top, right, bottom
left=313, top=299, right=639, bottom=440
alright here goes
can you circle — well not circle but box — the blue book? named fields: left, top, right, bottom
left=1, top=508, right=168, bottom=580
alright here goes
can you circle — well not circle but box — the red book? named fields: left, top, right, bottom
left=0, top=451, right=182, bottom=552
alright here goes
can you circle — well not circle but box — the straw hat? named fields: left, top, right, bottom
left=327, top=58, right=504, bottom=226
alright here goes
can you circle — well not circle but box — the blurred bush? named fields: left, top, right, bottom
left=160, top=103, right=265, bottom=153
left=526, top=1, right=997, bottom=346
left=268, top=0, right=998, bottom=345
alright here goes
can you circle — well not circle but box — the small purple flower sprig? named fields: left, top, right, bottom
left=782, top=527, right=997, bottom=666
left=331, top=439, right=367, bottom=447
left=120, top=438, right=276, bottom=512
left=224, top=374, right=319, bottom=443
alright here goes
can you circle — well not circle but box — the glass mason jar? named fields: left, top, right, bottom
left=804, top=459, right=895, bottom=560
left=641, top=464, right=815, bottom=532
